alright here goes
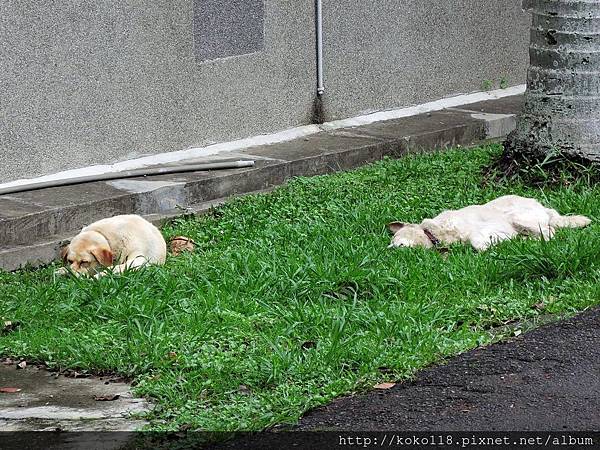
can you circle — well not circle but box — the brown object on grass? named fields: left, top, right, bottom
left=2, top=321, right=20, bottom=334
left=0, top=387, right=21, bottom=393
left=374, top=382, right=396, bottom=390
left=93, top=394, right=120, bottom=401
left=170, top=236, right=196, bottom=256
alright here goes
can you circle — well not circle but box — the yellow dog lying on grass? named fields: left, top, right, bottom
left=56, top=215, right=167, bottom=278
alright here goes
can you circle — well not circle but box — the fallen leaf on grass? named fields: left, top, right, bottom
left=170, top=236, right=196, bottom=256
left=531, top=301, right=545, bottom=311
left=93, top=394, right=120, bottom=401
left=178, top=423, right=193, bottom=432
left=374, top=382, right=396, bottom=390
left=63, top=369, right=89, bottom=379
left=0, top=387, right=21, bottom=393
left=238, top=385, right=252, bottom=396
left=301, top=341, right=317, bottom=350
left=2, top=321, right=21, bottom=334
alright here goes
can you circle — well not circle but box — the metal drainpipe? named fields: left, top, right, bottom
left=316, top=0, right=324, bottom=96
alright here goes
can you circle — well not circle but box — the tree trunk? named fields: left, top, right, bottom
left=505, top=0, right=600, bottom=161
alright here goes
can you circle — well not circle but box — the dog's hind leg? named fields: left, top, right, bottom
left=509, top=214, right=555, bottom=240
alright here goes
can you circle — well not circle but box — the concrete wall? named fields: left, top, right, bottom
left=321, top=0, right=531, bottom=119
left=0, top=1, right=316, bottom=183
left=0, top=1, right=530, bottom=183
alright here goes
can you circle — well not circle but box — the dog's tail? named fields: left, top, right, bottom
left=549, top=211, right=592, bottom=229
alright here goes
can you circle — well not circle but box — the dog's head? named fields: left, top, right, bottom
left=60, top=231, right=113, bottom=275
left=387, top=222, right=434, bottom=248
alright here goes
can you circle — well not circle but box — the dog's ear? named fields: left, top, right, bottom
left=387, top=222, right=406, bottom=234
left=59, top=245, right=69, bottom=263
left=91, top=248, right=114, bottom=267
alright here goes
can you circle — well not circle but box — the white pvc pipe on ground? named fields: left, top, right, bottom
left=0, top=160, right=255, bottom=196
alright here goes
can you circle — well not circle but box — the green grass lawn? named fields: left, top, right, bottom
left=1, top=144, right=600, bottom=431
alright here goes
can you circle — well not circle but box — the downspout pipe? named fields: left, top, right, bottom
left=316, top=0, right=324, bottom=96
left=0, top=160, right=255, bottom=196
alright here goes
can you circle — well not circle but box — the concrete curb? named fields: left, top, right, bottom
left=0, top=95, right=522, bottom=271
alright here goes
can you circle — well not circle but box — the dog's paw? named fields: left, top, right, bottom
left=54, top=267, right=69, bottom=276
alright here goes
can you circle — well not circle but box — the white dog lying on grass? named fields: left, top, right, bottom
left=388, top=195, right=591, bottom=251
left=56, top=214, right=167, bottom=277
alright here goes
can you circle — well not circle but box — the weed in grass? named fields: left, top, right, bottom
left=481, top=79, right=495, bottom=91
left=1, top=144, right=599, bottom=432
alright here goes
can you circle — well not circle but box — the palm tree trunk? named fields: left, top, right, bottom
left=505, top=0, right=600, bottom=161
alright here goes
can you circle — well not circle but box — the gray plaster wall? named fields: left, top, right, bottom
left=0, top=1, right=316, bottom=183
left=0, top=1, right=529, bottom=183
left=321, top=0, right=530, bottom=119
